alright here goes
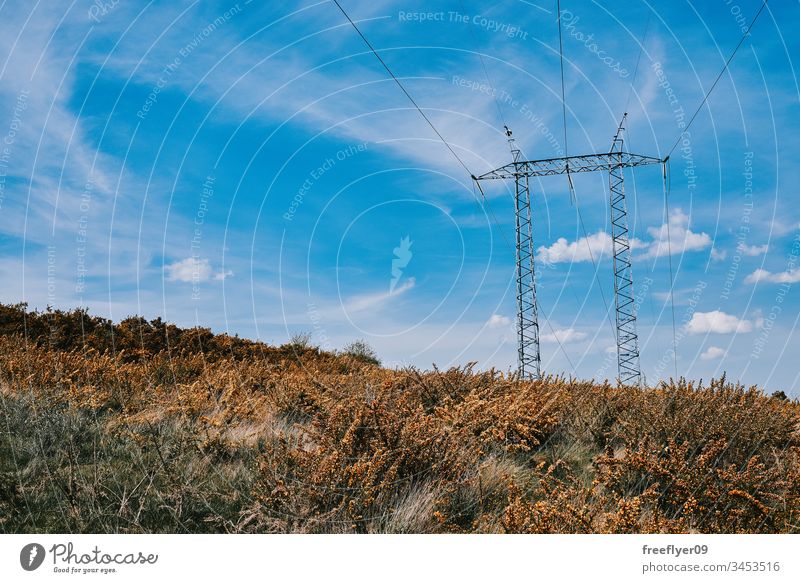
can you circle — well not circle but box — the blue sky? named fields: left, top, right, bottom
left=0, top=0, right=798, bottom=392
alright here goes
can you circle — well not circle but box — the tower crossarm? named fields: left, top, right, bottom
left=472, top=152, right=663, bottom=180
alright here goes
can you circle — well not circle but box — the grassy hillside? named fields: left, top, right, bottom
left=0, top=303, right=798, bottom=533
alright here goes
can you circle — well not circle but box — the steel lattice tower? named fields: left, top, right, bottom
left=473, top=122, right=662, bottom=385
left=608, top=122, right=641, bottom=385
left=510, top=141, right=541, bottom=380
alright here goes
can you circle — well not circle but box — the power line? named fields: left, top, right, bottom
left=334, top=1, right=547, bottom=375
left=662, top=161, right=679, bottom=379
left=538, top=298, right=578, bottom=374
left=458, top=0, right=507, bottom=131
left=556, top=0, right=569, bottom=158
left=352, top=0, right=573, bottom=375
left=452, top=0, right=519, bottom=249
left=555, top=0, right=618, bottom=346
left=511, top=136, right=617, bottom=357
left=573, top=191, right=619, bottom=339
left=458, top=1, right=577, bottom=376
left=623, top=13, right=652, bottom=117
left=657, top=0, right=769, bottom=375
left=626, top=136, right=664, bottom=376
left=332, top=0, right=474, bottom=176
left=471, top=180, right=516, bottom=252
left=665, top=0, right=769, bottom=159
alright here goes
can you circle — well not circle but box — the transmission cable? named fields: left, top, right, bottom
left=538, top=298, right=578, bottom=375
left=457, top=0, right=508, bottom=133
left=664, top=0, right=769, bottom=159
left=417, top=0, right=575, bottom=375
left=627, top=134, right=664, bottom=367
left=457, top=0, right=576, bottom=375
left=556, top=0, right=569, bottom=161
left=554, top=1, right=617, bottom=343
left=472, top=155, right=578, bottom=374
left=332, top=0, right=474, bottom=176
left=622, top=13, right=652, bottom=119
left=454, top=0, right=518, bottom=240
left=572, top=189, right=619, bottom=340
left=662, top=161, right=679, bottom=379
left=554, top=0, right=616, bottom=341
left=471, top=180, right=516, bottom=252
left=556, top=0, right=578, bottom=205
left=654, top=0, right=766, bottom=373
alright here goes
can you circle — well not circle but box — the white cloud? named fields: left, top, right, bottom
left=541, top=328, right=587, bottom=344
left=745, top=268, right=800, bottom=284
left=710, top=247, right=727, bottom=262
left=687, top=310, right=753, bottom=335
left=166, top=258, right=211, bottom=282
left=165, top=258, right=231, bottom=283
left=535, top=209, right=710, bottom=265
left=536, top=231, right=612, bottom=264
left=487, top=314, right=512, bottom=328
left=737, top=243, right=768, bottom=256
left=700, top=346, right=726, bottom=360
left=640, top=209, right=712, bottom=259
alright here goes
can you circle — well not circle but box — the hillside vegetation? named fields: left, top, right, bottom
left=0, top=303, right=798, bottom=533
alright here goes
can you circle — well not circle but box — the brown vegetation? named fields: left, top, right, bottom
left=0, top=303, right=798, bottom=533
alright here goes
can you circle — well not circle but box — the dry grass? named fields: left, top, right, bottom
left=0, top=303, right=798, bottom=533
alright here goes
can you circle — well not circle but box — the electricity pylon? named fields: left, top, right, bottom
left=473, top=120, right=662, bottom=384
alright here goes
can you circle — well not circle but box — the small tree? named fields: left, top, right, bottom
left=286, top=331, right=312, bottom=349
left=342, top=339, right=380, bottom=366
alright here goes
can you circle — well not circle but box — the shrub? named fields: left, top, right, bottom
left=341, top=339, right=381, bottom=366
left=1, top=302, right=798, bottom=533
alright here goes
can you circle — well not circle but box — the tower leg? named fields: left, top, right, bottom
left=609, top=156, right=641, bottom=385
left=514, top=172, right=541, bottom=380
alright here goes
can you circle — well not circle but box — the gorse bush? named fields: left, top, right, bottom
left=0, top=303, right=797, bottom=533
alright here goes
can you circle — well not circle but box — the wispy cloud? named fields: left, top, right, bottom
left=745, top=268, right=800, bottom=284
left=345, top=277, right=415, bottom=313
left=487, top=313, right=512, bottom=328
left=0, top=1, right=797, bottom=392
left=737, top=243, right=768, bottom=256
left=710, top=247, right=727, bottom=262
left=165, top=258, right=232, bottom=283
left=541, top=327, right=587, bottom=344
